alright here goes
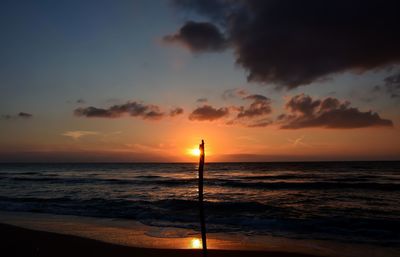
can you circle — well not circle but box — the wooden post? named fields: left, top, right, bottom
left=198, top=140, right=207, bottom=257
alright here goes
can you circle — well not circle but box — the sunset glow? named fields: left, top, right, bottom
left=190, top=148, right=201, bottom=157
left=191, top=238, right=201, bottom=249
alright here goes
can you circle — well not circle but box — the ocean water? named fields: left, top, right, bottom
left=0, top=162, right=399, bottom=246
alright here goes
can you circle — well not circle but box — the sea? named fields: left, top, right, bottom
left=0, top=161, right=399, bottom=248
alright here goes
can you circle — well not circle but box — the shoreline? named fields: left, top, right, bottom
left=0, top=211, right=399, bottom=257
left=0, top=222, right=320, bottom=257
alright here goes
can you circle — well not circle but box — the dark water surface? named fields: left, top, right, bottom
left=0, top=162, right=399, bottom=246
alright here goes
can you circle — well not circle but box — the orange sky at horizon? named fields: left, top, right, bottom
left=1, top=116, right=399, bottom=162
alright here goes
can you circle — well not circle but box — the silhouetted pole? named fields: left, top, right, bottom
left=198, top=140, right=207, bottom=257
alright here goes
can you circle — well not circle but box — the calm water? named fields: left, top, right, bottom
left=0, top=162, right=399, bottom=246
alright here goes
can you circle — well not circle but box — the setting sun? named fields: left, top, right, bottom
left=191, top=238, right=201, bottom=249
left=190, top=148, right=201, bottom=156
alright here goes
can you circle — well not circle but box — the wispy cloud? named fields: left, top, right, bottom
left=74, top=101, right=184, bottom=121
left=196, top=98, right=208, bottom=103
left=62, top=130, right=99, bottom=140
left=221, top=88, right=248, bottom=100
left=384, top=71, right=400, bottom=98
left=1, top=112, right=33, bottom=120
left=287, top=135, right=310, bottom=147
left=169, top=107, right=184, bottom=117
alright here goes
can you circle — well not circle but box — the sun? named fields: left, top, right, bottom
left=190, top=148, right=201, bottom=156
left=191, top=238, right=201, bottom=249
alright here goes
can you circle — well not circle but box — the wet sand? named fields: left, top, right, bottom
left=0, top=223, right=322, bottom=257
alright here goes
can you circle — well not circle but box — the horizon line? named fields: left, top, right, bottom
left=0, top=160, right=399, bottom=164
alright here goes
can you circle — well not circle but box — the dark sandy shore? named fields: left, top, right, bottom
left=0, top=223, right=323, bottom=257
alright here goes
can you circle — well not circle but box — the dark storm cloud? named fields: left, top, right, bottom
left=169, top=107, right=184, bottom=116
left=74, top=101, right=165, bottom=120
left=278, top=94, right=393, bottom=129
left=169, top=0, right=400, bottom=89
left=163, top=21, right=227, bottom=52
left=237, top=94, right=272, bottom=118
left=188, top=105, right=229, bottom=121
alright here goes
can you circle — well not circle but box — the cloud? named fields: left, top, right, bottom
left=169, top=107, right=184, bottom=116
left=162, top=21, right=227, bottom=52
left=365, top=71, right=400, bottom=101
left=223, top=93, right=273, bottom=127
left=287, top=135, right=310, bottom=147
left=189, top=90, right=273, bottom=126
left=18, top=112, right=33, bottom=118
left=383, top=72, right=400, bottom=98
left=74, top=107, right=114, bottom=118
left=188, top=105, right=229, bottom=121
left=169, top=0, right=400, bottom=89
left=278, top=94, right=393, bottom=129
left=0, top=115, right=12, bottom=120
left=74, top=101, right=165, bottom=120
left=62, top=131, right=99, bottom=140
left=237, top=94, right=272, bottom=118
left=246, top=118, right=272, bottom=128
left=1, top=112, right=33, bottom=120
left=196, top=98, right=208, bottom=103
left=221, top=88, right=248, bottom=100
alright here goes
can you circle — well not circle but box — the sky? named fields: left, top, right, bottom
left=0, top=0, right=399, bottom=162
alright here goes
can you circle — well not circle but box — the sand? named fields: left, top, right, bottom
left=0, top=223, right=324, bottom=257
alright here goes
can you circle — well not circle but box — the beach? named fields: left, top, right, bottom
left=0, top=211, right=399, bottom=257
left=1, top=222, right=324, bottom=257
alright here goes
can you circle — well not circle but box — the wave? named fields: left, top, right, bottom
left=0, top=196, right=399, bottom=245
left=6, top=175, right=400, bottom=191
left=0, top=171, right=41, bottom=176
left=8, top=176, right=199, bottom=188
left=220, top=181, right=400, bottom=191
left=2, top=162, right=400, bottom=246
left=240, top=174, right=319, bottom=180
left=134, top=175, right=164, bottom=179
